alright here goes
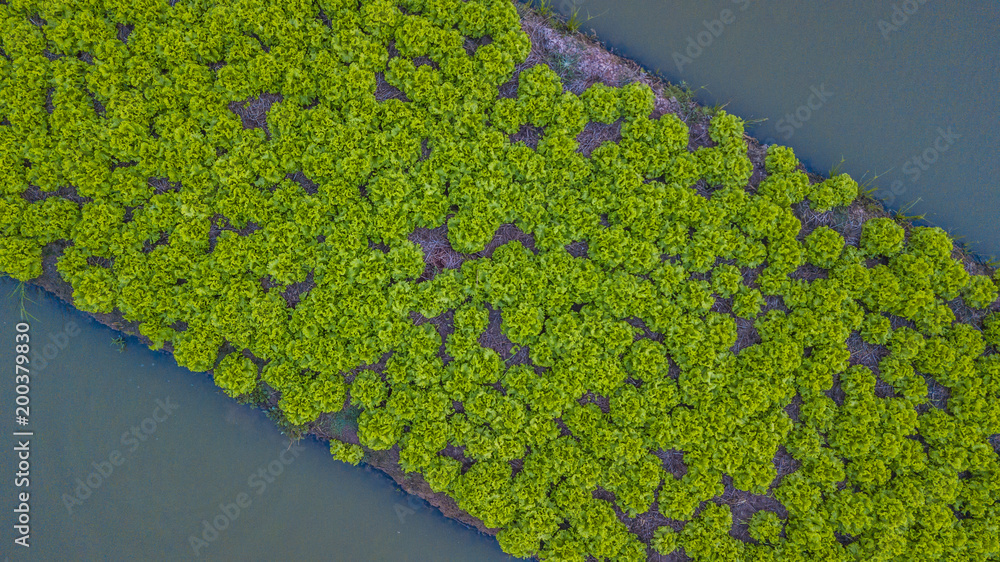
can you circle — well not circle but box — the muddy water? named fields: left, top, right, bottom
left=547, top=0, right=1000, bottom=256
left=0, top=277, right=512, bottom=561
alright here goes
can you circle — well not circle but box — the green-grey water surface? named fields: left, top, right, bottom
left=0, top=277, right=512, bottom=561
left=4, top=3, right=998, bottom=559
left=547, top=0, right=1000, bottom=255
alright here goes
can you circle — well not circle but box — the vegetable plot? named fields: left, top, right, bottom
left=1, top=0, right=998, bottom=560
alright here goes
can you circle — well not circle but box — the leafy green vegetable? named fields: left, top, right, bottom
left=330, top=439, right=365, bottom=465
left=650, top=526, right=678, bottom=555
left=748, top=510, right=783, bottom=545
left=0, top=1, right=996, bottom=560
left=861, top=217, right=906, bottom=257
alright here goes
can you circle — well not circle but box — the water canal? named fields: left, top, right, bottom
left=0, top=277, right=513, bottom=561
left=549, top=0, right=1000, bottom=255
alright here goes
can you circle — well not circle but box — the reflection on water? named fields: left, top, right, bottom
left=0, top=277, right=512, bottom=561
left=546, top=0, right=1000, bottom=256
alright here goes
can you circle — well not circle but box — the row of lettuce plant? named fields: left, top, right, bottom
left=1, top=0, right=998, bottom=559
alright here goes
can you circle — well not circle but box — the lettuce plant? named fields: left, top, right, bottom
left=0, top=1, right=995, bottom=560
left=860, top=217, right=906, bottom=257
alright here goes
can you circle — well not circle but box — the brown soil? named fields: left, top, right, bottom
left=20, top=2, right=1000, bottom=560
left=228, top=92, right=283, bottom=138
left=28, top=239, right=501, bottom=538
